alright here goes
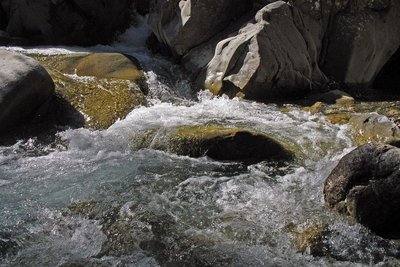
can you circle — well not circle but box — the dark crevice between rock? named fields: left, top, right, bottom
left=0, top=5, right=7, bottom=31
left=0, top=94, right=84, bottom=150
left=374, top=46, right=400, bottom=93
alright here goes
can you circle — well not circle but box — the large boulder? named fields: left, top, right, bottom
left=321, top=0, right=400, bottom=86
left=32, top=53, right=148, bottom=129
left=0, top=50, right=54, bottom=133
left=148, top=0, right=254, bottom=56
left=1, top=0, right=133, bottom=45
left=201, top=1, right=328, bottom=99
left=149, top=0, right=400, bottom=100
left=324, top=143, right=400, bottom=238
left=132, top=125, right=294, bottom=163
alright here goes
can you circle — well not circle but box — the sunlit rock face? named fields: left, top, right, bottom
left=32, top=53, right=148, bottom=129
left=324, top=143, right=400, bottom=239
left=0, top=49, right=54, bottom=133
left=148, top=0, right=400, bottom=100
left=0, top=0, right=134, bottom=45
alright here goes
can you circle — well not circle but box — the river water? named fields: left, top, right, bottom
left=0, top=20, right=399, bottom=267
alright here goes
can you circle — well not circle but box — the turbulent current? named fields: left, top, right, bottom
left=0, top=21, right=399, bottom=267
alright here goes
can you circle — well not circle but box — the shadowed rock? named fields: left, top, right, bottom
left=324, top=143, right=400, bottom=238
left=0, top=50, right=54, bottom=133
left=133, top=125, right=294, bottom=163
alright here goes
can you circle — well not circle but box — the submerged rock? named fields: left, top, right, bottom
left=133, top=125, right=294, bottom=163
left=324, top=143, right=400, bottom=238
left=349, top=113, right=400, bottom=145
left=32, top=53, right=148, bottom=129
left=0, top=50, right=54, bottom=133
left=289, top=223, right=330, bottom=257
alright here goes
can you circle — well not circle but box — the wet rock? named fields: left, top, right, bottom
left=32, top=53, right=147, bottom=129
left=0, top=50, right=54, bottom=133
left=1, top=0, right=133, bottom=45
left=33, top=53, right=148, bottom=92
left=324, top=143, right=400, bottom=238
left=135, top=125, right=294, bottom=163
left=349, top=113, right=400, bottom=145
left=148, top=0, right=254, bottom=56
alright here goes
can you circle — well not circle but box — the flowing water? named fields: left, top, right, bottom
left=0, top=20, right=399, bottom=267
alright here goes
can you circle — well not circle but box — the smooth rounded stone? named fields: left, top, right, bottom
left=148, top=0, right=253, bottom=56
left=34, top=53, right=149, bottom=93
left=349, top=113, right=400, bottom=145
left=134, top=125, right=294, bottom=163
left=0, top=50, right=54, bottom=133
left=1, top=0, right=133, bottom=45
left=324, top=143, right=400, bottom=238
left=31, top=53, right=148, bottom=129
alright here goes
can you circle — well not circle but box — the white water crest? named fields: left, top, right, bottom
left=1, top=17, right=399, bottom=267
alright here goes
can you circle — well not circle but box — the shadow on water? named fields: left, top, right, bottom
left=0, top=94, right=84, bottom=149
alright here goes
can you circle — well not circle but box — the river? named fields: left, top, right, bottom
left=0, top=20, right=398, bottom=267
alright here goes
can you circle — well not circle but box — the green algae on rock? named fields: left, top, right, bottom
left=133, top=125, right=294, bottom=163
left=30, top=53, right=148, bottom=129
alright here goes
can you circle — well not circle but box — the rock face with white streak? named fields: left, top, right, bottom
left=148, top=0, right=254, bottom=56
left=148, top=0, right=400, bottom=100
left=202, top=1, right=328, bottom=99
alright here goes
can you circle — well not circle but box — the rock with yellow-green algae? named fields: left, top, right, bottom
left=349, top=113, right=400, bottom=145
left=134, top=125, right=294, bottom=163
left=31, top=53, right=148, bottom=129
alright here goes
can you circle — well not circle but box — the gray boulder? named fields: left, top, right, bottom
left=1, top=0, right=133, bottom=45
left=148, top=0, right=254, bottom=56
left=324, top=143, right=400, bottom=238
left=0, top=50, right=54, bottom=132
left=201, top=1, right=328, bottom=99
left=321, top=0, right=400, bottom=87
left=149, top=0, right=400, bottom=100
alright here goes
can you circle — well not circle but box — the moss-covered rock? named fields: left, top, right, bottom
left=34, top=53, right=148, bottom=92
left=133, top=125, right=294, bottom=163
left=30, top=53, right=148, bottom=129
